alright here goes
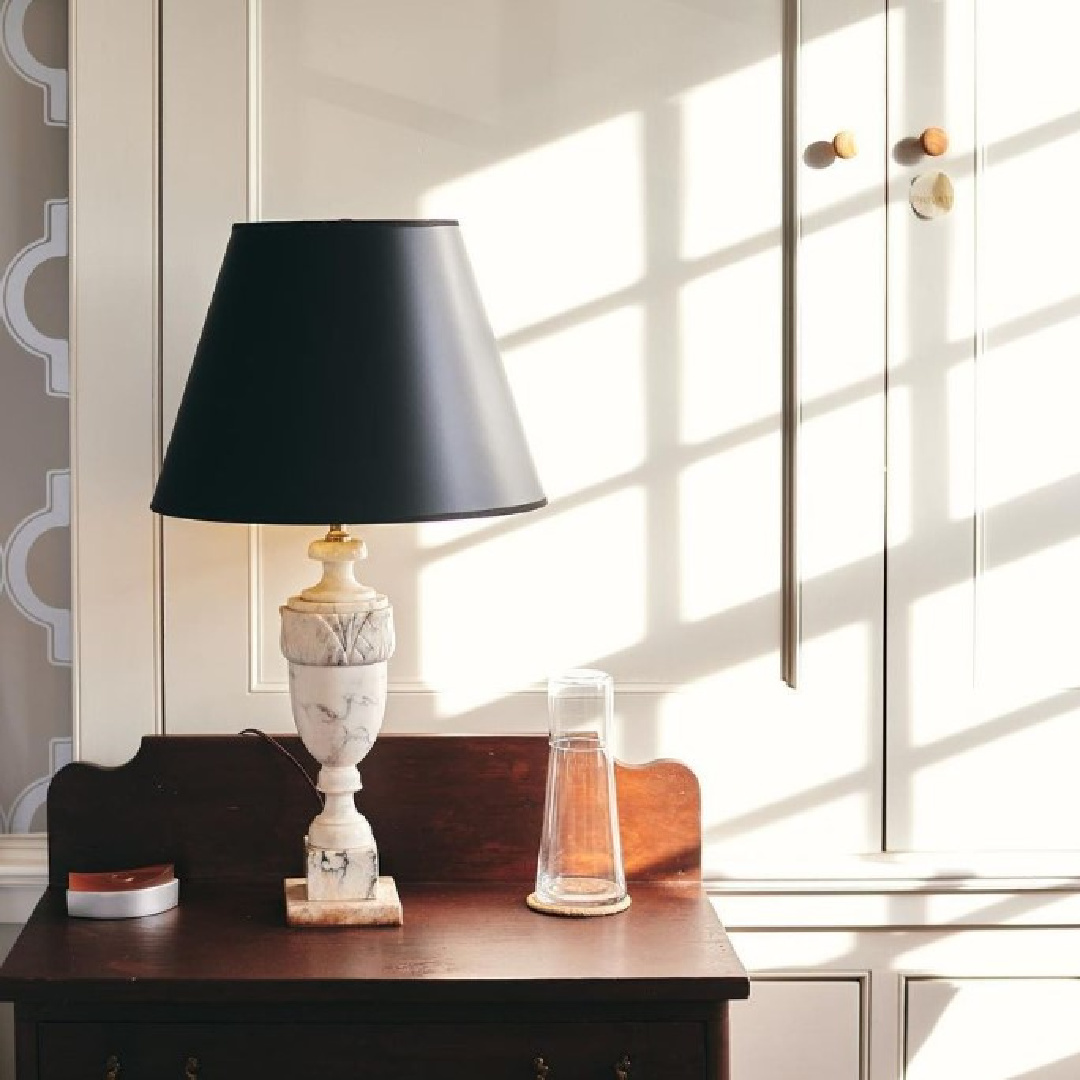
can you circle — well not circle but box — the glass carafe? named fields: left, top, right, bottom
left=534, top=670, right=627, bottom=907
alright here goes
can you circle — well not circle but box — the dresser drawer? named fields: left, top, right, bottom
left=38, top=1019, right=707, bottom=1079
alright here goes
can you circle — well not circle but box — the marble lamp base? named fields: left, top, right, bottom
left=278, top=527, right=400, bottom=926
left=305, top=835, right=377, bottom=901
left=284, top=876, right=403, bottom=927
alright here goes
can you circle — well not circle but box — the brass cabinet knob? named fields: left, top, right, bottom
left=832, top=131, right=858, bottom=159
left=920, top=126, right=949, bottom=156
left=184, top=1058, right=199, bottom=1078
left=104, top=1055, right=121, bottom=1080
left=534, top=1056, right=550, bottom=1080
left=615, top=1054, right=632, bottom=1080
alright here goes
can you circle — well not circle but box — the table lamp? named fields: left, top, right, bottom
left=151, top=220, right=546, bottom=925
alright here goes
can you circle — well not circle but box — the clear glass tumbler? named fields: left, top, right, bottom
left=534, top=669, right=627, bottom=907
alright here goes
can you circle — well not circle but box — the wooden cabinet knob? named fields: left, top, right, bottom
left=920, top=127, right=949, bottom=156
left=832, top=131, right=858, bottom=159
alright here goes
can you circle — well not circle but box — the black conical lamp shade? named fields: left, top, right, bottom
left=151, top=220, right=546, bottom=525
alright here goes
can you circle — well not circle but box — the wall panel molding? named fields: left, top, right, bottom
left=70, top=0, right=162, bottom=764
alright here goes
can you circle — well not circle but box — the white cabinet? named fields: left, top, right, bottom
left=906, top=979, right=1080, bottom=1080
left=885, top=0, right=1080, bottom=852
left=730, top=978, right=863, bottom=1080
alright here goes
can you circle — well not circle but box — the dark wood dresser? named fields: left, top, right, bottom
left=0, top=734, right=748, bottom=1079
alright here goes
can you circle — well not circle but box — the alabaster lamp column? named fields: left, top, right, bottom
left=280, top=529, right=394, bottom=903
left=150, top=220, right=546, bottom=926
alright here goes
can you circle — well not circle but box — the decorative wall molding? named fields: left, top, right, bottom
left=0, top=834, right=47, bottom=922
left=712, top=883, right=1080, bottom=931
left=0, top=198, right=70, bottom=396
left=709, top=850, right=1080, bottom=894
left=0, top=0, right=67, bottom=125
left=5, top=469, right=72, bottom=665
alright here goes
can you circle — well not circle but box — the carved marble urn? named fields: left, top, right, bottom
left=279, top=527, right=395, bottom=903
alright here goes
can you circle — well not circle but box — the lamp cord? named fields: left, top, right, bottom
left=239, top=728, right=324, bottom=808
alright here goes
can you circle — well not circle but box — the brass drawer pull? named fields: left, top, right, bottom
left=105, top=1054, right=121, bottom=1079
left=615, top=1054, right=631, bottom=1080
left=184, top=1057, right=200, bottom=1078
left=534, top=1055, right=550, bottom=1080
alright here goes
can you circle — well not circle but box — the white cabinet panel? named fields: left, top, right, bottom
left=906, top=979, right=1080, bottom=1080
left=730, top=978, right=863, bottom=1080
left=886, top=0, right=1080, bottom=852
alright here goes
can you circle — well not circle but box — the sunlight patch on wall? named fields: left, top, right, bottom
left=707, top=787, right=871, bottom=858
left=800, top=622, right=874, bottom=741
left=888, top=386, right=912, bottom=545
left=678, top=56, right=781, bottom=258
left=944, top=360, right=976, bottom=522
left=909, top=716, right=1080, bottom=849
left=421, top=113, right=644, bottom=339
left=908, top=583, right=975, bottom=747
left=725, top=930, right=858, bottom=972
left=678, top=251, right=781, bottom=444
left=978, top=537, right=1080, bottom=711
left=907, top=980, right=1080, bottom=1080
left=501, top=305, right=645, bottom=500
left=661, top=623, right=872, bottom=857
left=980, top=328, right=1080, bottom=513
left=801, top=220, right=883, bottom=400
left=801, top=397, right=886, bottom=577
left=416, top=305, right=646, bottom=551
left=419, top=487, right=645, bottom=717
left=900, top=933, right=1080, bottom=972
left=983, top=140, right=1080, bottom=324
left=981, top=2, right=1080, bottom=145
left=678, top=436, right=779, bottom=621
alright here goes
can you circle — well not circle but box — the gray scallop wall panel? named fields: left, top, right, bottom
left=0, top=0, right=71, bottom=833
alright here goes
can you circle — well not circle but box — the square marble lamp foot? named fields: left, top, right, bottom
left=284, top=877, right=403, bottom=927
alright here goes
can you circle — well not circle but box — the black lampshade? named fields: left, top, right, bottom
left=151, top=220, right=546, bottom=525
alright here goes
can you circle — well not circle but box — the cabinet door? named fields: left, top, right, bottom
left=730, top=979, right=863, bottom=1080
left=885, top=0, right=1080, bottom=851
left=158, top=0, right=888, bottom=873
left=906, top=979, right=1080, bottom=1080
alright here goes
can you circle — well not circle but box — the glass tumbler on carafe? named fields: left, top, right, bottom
left=534, top=670, right=627, bottom=907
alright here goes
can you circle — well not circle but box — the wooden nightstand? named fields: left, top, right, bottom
left=0, top=735, right=748, bottom=1079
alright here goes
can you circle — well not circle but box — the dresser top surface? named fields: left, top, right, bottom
left=0, top=881, right=748, bottom=1006
left=2, top=735, right=748, bottom=1007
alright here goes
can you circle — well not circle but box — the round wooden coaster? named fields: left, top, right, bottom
left=525, top=892, right=632, bottom=917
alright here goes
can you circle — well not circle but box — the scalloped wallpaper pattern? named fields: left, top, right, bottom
left=0, top=0, right=71, bottom=833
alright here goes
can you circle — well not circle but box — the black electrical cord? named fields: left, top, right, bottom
left=239, top=728, right=324, bottom=808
